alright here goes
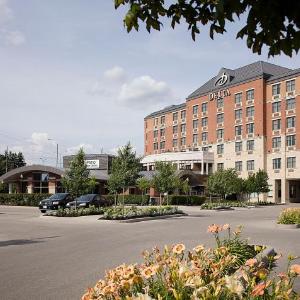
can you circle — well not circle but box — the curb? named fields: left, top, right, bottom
left=276, top=223, right=300, bottom=229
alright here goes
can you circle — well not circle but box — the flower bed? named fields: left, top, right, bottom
left=277, top=208, right=300, bottom=225
left=44, top=206, right=105, bottom=217
left=102, top=206, right=183, bottom=220
left=201, top=201, right=248, bottom=210
left=82, top=224, right=300, bottom=299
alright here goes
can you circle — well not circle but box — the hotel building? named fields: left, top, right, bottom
left=143, top=61, right=300, bottom=203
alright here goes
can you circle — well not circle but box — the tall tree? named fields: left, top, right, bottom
left=115, top=0, right=300, bottom=57
left=61, top=148, right=97, bottom=204
left=0, top=151, right=26, bottom=176
left=254, top=169, right=270, bottom=203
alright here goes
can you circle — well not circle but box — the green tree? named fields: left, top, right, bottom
left=115, top=0, right=300, bottom=57
left=136, top=176, right=151, bottom=205
left=243, top=174, right=256, bottom=202
left=152, top=161, right=185, bottom=205
left=0, top=151, right=26, bottom=176
left=107, top=162, right=125, bottom=206
left=108, top=142, right=141, bottom=207
left=61, top=148, right=97, bottom=206
left=207, top=168, right=241, bottom=200
left=254, top=169, right=270, bottom=203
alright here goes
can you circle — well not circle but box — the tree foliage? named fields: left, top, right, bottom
left=115, top=0, right=300, bottom=57
left=136, top=176, right=151, bottom=205
left=61, top=148, right=97, bottom=198
left=0, top=151, right=26, bottom=176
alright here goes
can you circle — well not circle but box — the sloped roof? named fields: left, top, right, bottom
left=145, top=103, right=186, bottom=119
left=187, top=61, right=291, bottom=100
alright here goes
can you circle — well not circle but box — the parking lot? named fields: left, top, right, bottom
left=0, top=204, right=300, bottom=300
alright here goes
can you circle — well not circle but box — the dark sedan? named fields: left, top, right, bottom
left=39, top=193, right=73, bottom=213
left=66, top=194, right=108, bottom=209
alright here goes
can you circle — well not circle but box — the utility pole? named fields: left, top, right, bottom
left=5, top=146, right=8, bottom=173
left=56, top=143, right=59, bottom=168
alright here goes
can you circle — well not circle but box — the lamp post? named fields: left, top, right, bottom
left=48, top=138, right=59, bottom=168
left=20, top=174, right=23, bottom=194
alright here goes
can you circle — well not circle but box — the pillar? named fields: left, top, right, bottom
left=8, top=183, right=13, bottom=194
left=201, top=162, right=204, bottom=175
left=281, top=179, right=289, bottom=204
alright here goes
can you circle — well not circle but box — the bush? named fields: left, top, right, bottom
left=82, top=224, right=299, bottom=300
left=201, top=201, right=248, bottom=210
left=44, top=206, right=105, bottom=217
left=103, top=205, right=182, bottom=220
left=169, top=195, right=206, bottom=206
left=105, top=194, right=150, bottom=206
left=277, top=208, right=300, bottom=225
left=0, top=193, right=52, bottom=207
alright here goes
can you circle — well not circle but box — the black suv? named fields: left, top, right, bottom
left=39, top=193, right=73, bottom=213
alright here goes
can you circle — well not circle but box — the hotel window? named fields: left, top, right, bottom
left=202, top=132, right=208, bottom=141
left=181, top=110, right=186, bottom=119
left=286, top=98, right=295, bottom=110
left=247, top=160, right=254, bottom=171
left=246, top=140, right=254, bottom=151
left=272, top=137, right=281, bottom=148
left=160, top=128, right=165, bottom=136
left=286, top=135, right=296, bottom=146
left=235, top=161, right=242, bottom=172
left=272, top=101, right=281, bottom=113
left=181, top=124, right=186, bottom=133
left=153, top=142, right=158, bottom=150
left=246, top=89, right=254, bottom=101
left=217, top=113, right=224, bottom=124
left=173, top=112, right=178, bottom=121
left=217, top=98, right=224, bottom=108
left=217, top=129, right=224, bottom=139
left=217, top=163, right=224, bottom=170
left=173, top=125, right=178, bottom=134
left=193, top=119, right=199, bottom=129
left=181, top=137, right=186, bottom=146
left=202, top=117, right=208, bottom=127
left=202, top=146, right=208, bottom=151
left=173, top=139, right=178, bottom=147
left=193, top=105, right=199, bottom=115
left=287, top=157, right=296, bottom=169
left=217, top=144, right=224, bottom=154
left=161, top=116, right=165, bottom=124
left=235, top=141, right=242, bottom=152
left=154, top=118, right=158, bottom=126
left=272, top=158, right=281, bottom=169
left=286, top=79, right=295, bottom=92
left=272, top=83, right=281, bottom=96
left=235, top=125, right=242, bottom=136
left=235, top=92, right=242, bottom=104
left=287, top=116, right=296, bottom=128
left=160, top=141, right=165, bottom=149
left=246, top=123, right=254, bottom=134
left=235, top=109, right=242, bottom=120
left=202, top=102, right=207, bottom=112
left=246, top=106, right=255, bottom=117
left=154, top=130, right=158, bottom=138
left=272, top=119, right=281, bottom=130
left=193, top=134, right=198, bottom=144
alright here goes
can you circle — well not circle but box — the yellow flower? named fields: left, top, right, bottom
left=132, top=293, right=155, bottom=300
left=225, top=275, right=244, bottom=297
left=172, top=243, right=186, bottom=254
left=193, top=244, right=205, bottom=253
left=141, top=266, right=156, bottom=279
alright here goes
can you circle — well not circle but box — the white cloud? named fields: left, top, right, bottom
left=118, top=75, right=172, bottom=108
left=0, top=0, right=12, bottom=24
left=103, top=66, right=126, bottom=82
left=4, top=30, right=25, bottom=46
left=65, top=143, right=96, bottom=155
left=29, top=132, right=55, bottom=153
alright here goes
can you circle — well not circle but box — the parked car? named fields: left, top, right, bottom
left=39, top=193, right=72, bottom=213
left=66, top=194, right=109, bottom=209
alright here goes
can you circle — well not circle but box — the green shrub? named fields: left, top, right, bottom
left=169, top=195, right=206, bottom=206
left=201, top=201, right=248, bottom=210
left=277, top=208, right=300, bottom=224
left=252, top=201, right=276, bottom=206
left=44, top=206, right=105, bottom=217
left=103, top=205, right=183, bottom=220
left=0, top=193, right=52, bottom=207
left=105, top=194, right=150, bottom=206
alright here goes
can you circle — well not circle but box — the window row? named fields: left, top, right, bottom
left=272, top=117, right=296, bottom=130
left=272, top=135, right=296, bottom=147
left=272, top=157, right=296, bottom=169
left=272, top=98, right=296, bottom=112
left=218, top=160, right=255, bottom=171
left=271, top=79, right=296, bottom=96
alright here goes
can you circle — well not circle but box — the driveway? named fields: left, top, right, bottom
left=0, top=204, right=299, bottom=299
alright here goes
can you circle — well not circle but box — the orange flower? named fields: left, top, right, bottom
left=193, top=244, right=205, bottom=253
left=222, top=224, right=230, bottom=230
left=172, top=243, right=186, bottom=254
left=207, top=224, right=221, bottom=233
left=290, top=264, right=300, bottom=275
left=245, top=258, right=257, bottom=268
left=251, top=282, right=266, bottom=296
left=141, top=266, right=156, bottom=279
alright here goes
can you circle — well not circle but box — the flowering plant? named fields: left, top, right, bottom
left=82, top=224, right=300, bottom=299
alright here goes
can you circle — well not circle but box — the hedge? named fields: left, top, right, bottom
left=169, top=195, right=206, bottom=206
left=0, top=193, right=52, bottom=207
left=105, top=194, right=150, bottom=206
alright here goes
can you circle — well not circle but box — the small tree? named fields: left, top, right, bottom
left=136, top=177, right=151, bottom=205
left=107, top=167, right=124, bottom=206
left=207, top=168, right=241, bottom=201
left=61, top=148, right=97, bottom=208
left=243, top=174, right=256, bottom=202
left=254, top=169, right=270, bottom=203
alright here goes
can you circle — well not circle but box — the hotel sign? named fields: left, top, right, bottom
left=85, top=159, right=100, bottom=169
left=209, top=88, right=230, bottom=101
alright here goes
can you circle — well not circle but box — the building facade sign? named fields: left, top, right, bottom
left=85, top=160, right=100, bottom=169
left=215, top=72, right=228, bottom=86
left=209, top=88, right=230, bottom=101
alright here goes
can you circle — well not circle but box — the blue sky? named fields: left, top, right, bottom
left=1, top=0, right=300, bottom=166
